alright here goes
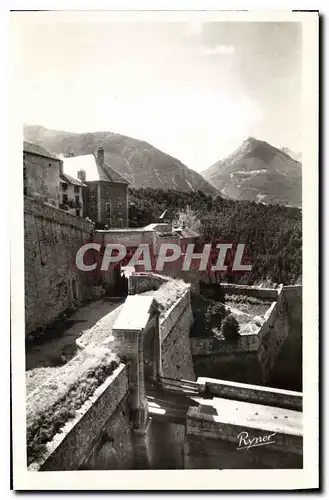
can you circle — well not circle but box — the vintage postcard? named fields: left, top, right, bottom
left=10, top=8, right=319, bottom=490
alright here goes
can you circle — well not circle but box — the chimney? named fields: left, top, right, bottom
left=96, top=147, right=104, bottom=165
left=77, top=169, right=86, bottom=182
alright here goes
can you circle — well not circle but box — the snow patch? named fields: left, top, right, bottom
left=186, top=180, right=195, bottom=191
left=230, top=169, right=268, bottom=178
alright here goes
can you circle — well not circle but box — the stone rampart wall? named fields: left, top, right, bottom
left=266, top=285, right=302, bottom=391
left=24, top=196, right=98, bottom=335
left=29, top=364, right=131, bottom=471
left=190, top=333, right=259, bottom=356
left=186, top=406, right=302, bottom=456
left=257, top=286, right=289, bottom=383
left=161, top=294, right=196, bottom=381
left=128, top=272, right=171, bottom=295
left=209, top=282, right=279, bottom=300
left=160, top=289, right=191, bottom=342
left=197, top=377, right=302, bottom=411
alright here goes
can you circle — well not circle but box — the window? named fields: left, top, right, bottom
left=89, top=185, right=97, bottom=198
left=75, top=195, right=80, bottom=204
left=49, top=163, right=52, bottom=167
left=74, top=185, right=80, bottom=193
left=63, top=194, right=68, bottom=204
left=76, top=210, right=80, bottom=217
left=62, top=183, right=68, bottom=191
left=105, top=202, right=111, bottom=216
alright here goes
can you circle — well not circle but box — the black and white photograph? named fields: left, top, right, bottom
left=9, top=8, right=319, bottom=490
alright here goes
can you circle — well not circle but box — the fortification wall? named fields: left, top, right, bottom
left=128, top=272, right=171, bottom=295
left=220, top=284, right=279, bottom=300
left=200, top=280, right=279, bottom=300
left=94, top=228, right=156, bottom=249
left=193, top=285, right=302, bottom=391
left=24, top=152, right=61, bottom=207
left=283, top=285, right=302, bottom=322
left=193, top=351, right=263, bottom=385
left=190, top=333, right=259, bottom=356
left=185, top=406, right=302, bottom=456
left=30, top=364, right=133, bottom=471
left=183, top=434, right=303, bottom=469
left=197, top=377, right=302, bottom=411
left=24, top=196, right=99, bottom=335
left=257, top=287, right=289, bottom=384
left=161, top=291, right=196, bottom=380
left=267, top=286, right=302, bottom=391
left=128, top=273, right=196, bottom=380
left=161, top=267, right=200, bottom=293
left=81, top=396, right=134, bottom=470
left=184, top=394, right=303, bottom=469
left=190, top=291, right=271, bottom=384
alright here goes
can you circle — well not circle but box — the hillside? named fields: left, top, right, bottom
left=202, top=137, right=302, bottom=207
left=24, top=125, right=218, bottom=196
left=280, top=147, right=302, bottom=162
left=129, top=188, right=302, bottom=286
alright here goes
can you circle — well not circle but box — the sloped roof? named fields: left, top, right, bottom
left=174, top=227, right=200, bottom=239
left=62, top=154, right=128, bottom=184
left=112, top=295, right=157, bottom=331
left=159, top=209, right=172, bottom=220
left=143, top=223, right=163, bottom=231
left=23, top=140, right=60, bottom=161
left=102, top=163, right=129, bottom=184
left=60, top=173, right=86, bottom=187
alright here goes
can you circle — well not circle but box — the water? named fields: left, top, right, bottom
left=146, top=420, right=185, bottom=469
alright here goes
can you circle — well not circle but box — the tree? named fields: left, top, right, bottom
left=128, top=188, right=302, bottom=285
left=205, top=302, right=226, bottom=330
left=174, top=206, right=201, bottom=233
left=221, top=314, right=240, bottom=342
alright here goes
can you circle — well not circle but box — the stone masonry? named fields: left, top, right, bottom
left=24, top=196, right=97, bottom=335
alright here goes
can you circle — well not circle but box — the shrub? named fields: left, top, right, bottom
left=221, top=314, right=240, bottom=342
left=174, top=206, right=201, bottom=233
left=190, top=293, right=215, bottom=337
left=26, top=346, right=119, bottom=466
left=205, top=302, right=227, bottom=330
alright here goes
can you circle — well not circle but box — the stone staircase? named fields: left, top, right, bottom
left=146, top=379, right=200, bottom=424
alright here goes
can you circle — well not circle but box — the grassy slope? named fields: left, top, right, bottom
left=26, top=345, right=119, bottom=466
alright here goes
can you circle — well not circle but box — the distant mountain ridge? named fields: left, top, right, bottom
left=23, top=125, right=218, bottom=196
left=280, top=147, right=302, bottom=162
left=201, top=137, right=302, bottom=207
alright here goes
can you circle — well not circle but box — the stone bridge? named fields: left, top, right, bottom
left=27, top=274, right=303, bottom=471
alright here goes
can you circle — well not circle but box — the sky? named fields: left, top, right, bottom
left=11, top=13, right=302, bottom=172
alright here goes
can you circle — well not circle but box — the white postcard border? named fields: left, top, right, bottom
left=8, top=7, right=319, bottom=491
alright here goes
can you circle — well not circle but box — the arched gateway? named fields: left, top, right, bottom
left=112, top=295, right=162, bottom=431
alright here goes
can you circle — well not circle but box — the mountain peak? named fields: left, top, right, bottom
left=202, top=137, right=302, bottom=208
left=244, top=136, right=258, bottom=144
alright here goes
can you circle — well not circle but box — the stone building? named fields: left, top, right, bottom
left=173, top=226, right=201, bottom=252
left=59, top=172, right=86, bottom=218
left=62, top=147, right=129, bottom=228
left=23, top=140, right=61, bottom=206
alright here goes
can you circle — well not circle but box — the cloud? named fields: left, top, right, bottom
left=200, top=45, right=235, bottom=55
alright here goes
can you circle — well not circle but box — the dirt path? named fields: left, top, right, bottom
left=26, top=299, right=124, bottom=371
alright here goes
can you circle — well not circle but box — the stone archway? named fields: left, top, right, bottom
left=112, top=295, right=162, bottom=431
